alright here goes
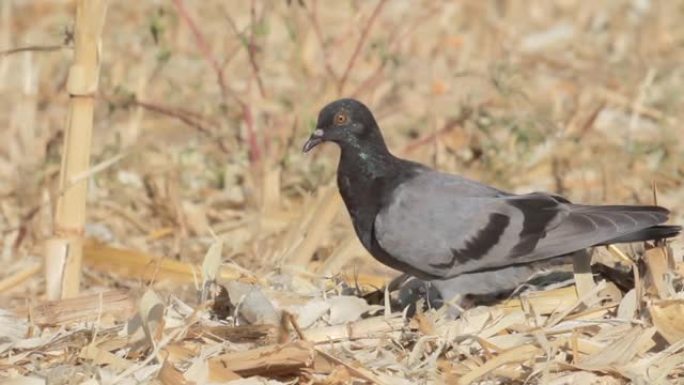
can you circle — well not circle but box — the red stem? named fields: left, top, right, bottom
left=172, top=0, right=261, bottom=162
left=337, top=0, right=388, bottom=95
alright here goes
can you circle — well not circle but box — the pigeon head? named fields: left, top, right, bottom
left=303, top=98, right=386, bottom=153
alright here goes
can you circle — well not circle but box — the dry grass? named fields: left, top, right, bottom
left=1, top=0, right=683, bottom=384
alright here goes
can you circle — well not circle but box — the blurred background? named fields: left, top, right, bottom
left=1, top=0, right=683, bottom=300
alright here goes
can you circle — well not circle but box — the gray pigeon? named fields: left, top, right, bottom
left=303, top=98, right=681, bottom=309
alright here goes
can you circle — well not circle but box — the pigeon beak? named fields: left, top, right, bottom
left=302, top=129, right=325, bottom=153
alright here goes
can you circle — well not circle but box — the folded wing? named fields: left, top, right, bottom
left=374, top=171, right=678, bottom=279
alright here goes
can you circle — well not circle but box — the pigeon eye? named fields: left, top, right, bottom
left=334, top=112, right=348, bottom=125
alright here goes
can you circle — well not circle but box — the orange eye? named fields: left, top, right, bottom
left=334, top=112, right=348, bottom=125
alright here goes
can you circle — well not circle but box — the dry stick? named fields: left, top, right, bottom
left=46, top=0, right=108, bottom=300
left=457, top=344, right=541, bottom=385
left=315, top=348, right=390, bottom=385
left=209, top=340, right=315, bottom=377
left=101, top=94, right=230, bottom=154
left=600, top=87, right=665, bottom=121
left=575, top=101, right=605, bottom=138
left=282, top=185, right=342, bottom=265
left=223, top=10, right=266, bottom=99
left=350, top=6, right=440, bottom=98
left=8, top=204, right=41, bottom=244
left=96, top=200, right=151, bottom=234
left=249, top=0, right=266, bottom=98
left=5, top=151, right=124, bottom=247
left=284, top=311, right=304, bottom=339
left=222, top=5, right=269, bottom=163
left=349, top=63, right=386, bottom=98
left=0, top=44, right=70, bottom=58
left=0, top=262, right=41, bottom=293
left=170, top=0, right=232, bottom=100
left=402, top=112, right=472, bottom=154
left=242, top=102, right=261, bottom=163
left=627, top=68, right=657, bottom=150
left=0, top=0, right=10, bottom=87
left=172, top=0, right=261, bottom=163
left=131, top=97, right=218, bottom=123
left=83, top=241, right=250, bottom=284
left=304, top=0, right=338, bottom=82
left=26, top=289, right=133, bottom=325
left=337, top=0, right=389, bottom=95
left=102, top=94, right=216, bottom=126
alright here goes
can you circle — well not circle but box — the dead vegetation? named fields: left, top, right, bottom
left=1, top=0, right=683, bottom=384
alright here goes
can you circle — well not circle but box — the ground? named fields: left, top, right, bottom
left=1, top=1, right=683, bottom=384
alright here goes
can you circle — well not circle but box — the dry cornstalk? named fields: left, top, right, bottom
left=642, top=246, right=673, bottom=298
left=208, top=340, right=315, bottom=377
left=457, top=344, right=541, bottom=385
left=83, top=241, right=250, bottom=283
left=281, top=184, right=342, bottom=266
left=303, top=314, right=409, bottom=344
left=45, top=0, right=108, bottom=299
left=498, top=285, right=578, bottom=315
left=24, top=289, right=133, bottom=325
left=196, top=323, right=279, bottom=344
left=0, top=261, right=41, bottom=293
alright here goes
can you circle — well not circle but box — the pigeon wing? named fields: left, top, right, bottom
left=373, top=171, right=526, bottom=278
left=374, top=171, right=672, bottom=279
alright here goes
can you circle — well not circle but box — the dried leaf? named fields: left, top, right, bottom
left=328, top=296, right=378, bottom=325
left=201, top=238, right=223, bottom=286
left=578, top=326, right=657, bottom=370
left=616, top=289, right=637, bottom=320
left=650, top=300, right=684, bottom=344
left=140, top=289, right=165, bottom=348
left=289, top=299, right=330, bottom=329
left=226, top=281, right=280, bottom=325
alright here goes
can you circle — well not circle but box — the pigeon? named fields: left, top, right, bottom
left=303, top=98, right=681, bottom=309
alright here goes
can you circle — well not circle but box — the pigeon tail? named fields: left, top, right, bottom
left=599, top=224, right=682, bottom=245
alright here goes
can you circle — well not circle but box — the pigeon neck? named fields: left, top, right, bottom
left=335, top=137, right=397, bottom=266
left=334, top=133, right=425, bottom=277
left=337, top=131, right=395, bottom=177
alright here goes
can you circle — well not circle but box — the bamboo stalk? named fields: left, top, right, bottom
left=46, top=0, right=108, bottom=299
